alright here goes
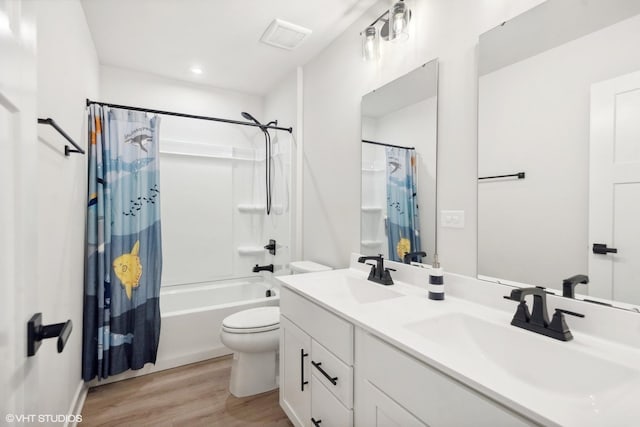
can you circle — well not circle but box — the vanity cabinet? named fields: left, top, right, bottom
left=281, top=286, right=535, bottom=427
left=355, top=330, right=534, bottom=427
left=280, top=288, right=354, bottom=427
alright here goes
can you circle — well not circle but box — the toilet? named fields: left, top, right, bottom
left=220, top=260, right=332, bottom=397
left=289, top=260, right=333, bottom=275
left=220, top=306, right=281, bottom=397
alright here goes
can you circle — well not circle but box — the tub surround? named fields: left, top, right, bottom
left=277, top=255, right=640, bottom=426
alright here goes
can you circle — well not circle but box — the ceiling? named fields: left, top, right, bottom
left=81, top=0, right=379, bottom=96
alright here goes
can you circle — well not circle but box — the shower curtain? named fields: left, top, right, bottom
left=385, top=147, right=421, bottom=262
left=83, top=105, right=163, bottom=381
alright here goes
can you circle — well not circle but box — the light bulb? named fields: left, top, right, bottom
left=362, top=26, right=379, bottom=61
left=390, top=1, right=410, bottom=42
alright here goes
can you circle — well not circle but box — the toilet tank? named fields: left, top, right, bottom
left=289, top=261, right=332, bottom=274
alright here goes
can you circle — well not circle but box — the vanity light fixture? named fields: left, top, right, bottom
left=360, top=0, right=412, bottom=61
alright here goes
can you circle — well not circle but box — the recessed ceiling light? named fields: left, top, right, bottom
left=190, top=66, right=203, bottom=75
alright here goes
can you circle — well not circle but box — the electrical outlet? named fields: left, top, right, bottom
left=441, top=210, right=465, bottom=229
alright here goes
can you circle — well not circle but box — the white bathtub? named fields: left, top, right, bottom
left=93, top=278, right=279, bottom=386
left=158, top=279, right=279, bottom=363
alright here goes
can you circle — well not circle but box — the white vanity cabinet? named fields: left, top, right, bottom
left=280, top=286, right=536, bottom=427
left=280, top=288, right=354, bottom=427
left=355, top=330, right=535, bottom=427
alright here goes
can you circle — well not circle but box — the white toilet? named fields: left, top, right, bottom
left=220, top=260, right=331, bottom=397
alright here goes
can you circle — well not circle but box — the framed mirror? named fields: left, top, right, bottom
left=361, top=60, right=438, bottom=265
left=477, top=0, right=640, bottom=309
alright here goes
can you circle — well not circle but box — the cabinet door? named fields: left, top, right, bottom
left=310, top=375, right=353, bottom=427
left=280, top=315, right=312, bottom=427
left=359, top=381, right=426, bottom=427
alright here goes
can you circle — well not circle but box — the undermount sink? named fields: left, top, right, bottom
left=342, top=276, right=403, bottom=304
left=405, top=313, right=639, bottom=399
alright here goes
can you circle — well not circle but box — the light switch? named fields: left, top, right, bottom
left=441, top=210, right=465, bottom=228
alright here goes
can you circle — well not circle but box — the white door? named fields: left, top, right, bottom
left=0, top=0, right=39, bottom=418
left=589, top=70, right=640, bottom=304
left=280, top=316, right=312, bottom=427
left=359, top=381, right=426, bottom=427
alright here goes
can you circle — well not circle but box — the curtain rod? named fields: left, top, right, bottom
left=362, top=139, right=415, bottom=150
left=86, top=99, right=293, bottom=134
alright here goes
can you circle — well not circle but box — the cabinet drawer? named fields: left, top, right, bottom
left=311, top=375, right=353, bottom=427
left=281, top=287, right=353, bottom=364
left=358, top=332, right=533, bottom=427
left=311, top=340, right=353, bottom=409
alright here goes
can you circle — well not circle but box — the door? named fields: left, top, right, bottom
left=280, top=315, right=312, bottom=427
left=590, top=70, right=640, bottom=304
left=0, top=0, right=38, bottom=418
left=359, top=381, right=426, bottom=427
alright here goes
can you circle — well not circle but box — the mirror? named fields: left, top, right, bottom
left=361, top=60, right=438, bottom=265
left=478, top=0, right=640, bottom=309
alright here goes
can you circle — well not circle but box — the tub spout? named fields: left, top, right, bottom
left=253, top=264, right=274, bottom=273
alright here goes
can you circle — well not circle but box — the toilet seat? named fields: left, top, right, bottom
left=222, top=306, right=280, bottom=334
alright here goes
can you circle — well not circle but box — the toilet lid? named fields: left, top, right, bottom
left=222, top=306, right=280, bottom=334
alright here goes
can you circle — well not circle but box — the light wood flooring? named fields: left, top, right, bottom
left=81, top=356, right=293, bottom=427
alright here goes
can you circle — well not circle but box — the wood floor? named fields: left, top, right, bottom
left=81, top=356, right=293, bottom=427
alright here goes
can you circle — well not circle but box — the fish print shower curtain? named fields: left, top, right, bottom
left=385, top=147, right=421, bottom=262
left=83, top=105, right=163, bottom=381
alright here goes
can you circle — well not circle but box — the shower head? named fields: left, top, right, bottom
left=241, top=111, right=263, bottom=127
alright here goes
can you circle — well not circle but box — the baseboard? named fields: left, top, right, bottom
left=89, top=346, right=233, bottom=388
left=65, top=380, right=88, bottom=427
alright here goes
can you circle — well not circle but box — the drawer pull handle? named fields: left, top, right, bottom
left=301, top=349, right=309, bottom=392
left=311, top=417, right=322, bottom=426
left=311, top=360, right=338, bottom=385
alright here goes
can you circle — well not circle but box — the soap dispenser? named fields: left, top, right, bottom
left=428, top=254, right=444, bottom=300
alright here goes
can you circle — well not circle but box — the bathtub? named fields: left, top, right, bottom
left=158, top=279, right=279, bottom=364
left=93, top=278, right=279, bottom=386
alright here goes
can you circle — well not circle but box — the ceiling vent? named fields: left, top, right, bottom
left=260, top=19, right=312, bottom=50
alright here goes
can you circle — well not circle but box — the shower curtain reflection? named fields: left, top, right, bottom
left=385, top=147, right=421, bottom=262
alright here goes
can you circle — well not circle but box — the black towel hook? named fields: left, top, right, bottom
left=27, top=313, right=73, bottom=357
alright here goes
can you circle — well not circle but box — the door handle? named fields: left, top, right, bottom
left=311, top=361, right=338, bottom=385
left=300, top=349, right=309, bottom=391
left=593, top=243, right=618, bottom=255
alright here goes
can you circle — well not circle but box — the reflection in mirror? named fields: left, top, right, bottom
left=361, top=60, right=438, bottom=265
left=477, top=0, right=640, bottom=309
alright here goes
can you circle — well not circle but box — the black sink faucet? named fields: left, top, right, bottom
left=253, top=264, right=274, bottom=273
left=403, top=251, right=426, bottom=264
left=504, top=287, right=585, bottom=341
left=357, top=254, right=394, bottom=286
left=562, top=274, right=589, bottom=298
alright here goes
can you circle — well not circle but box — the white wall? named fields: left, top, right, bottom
left=100, top=66, right=268, bottom=284
left=264, top=69, right=299, bottom=275
left=478, top=13, right=640, bottom=288
left=35, top=0, right=99, bottom=417
left=302, top=0, right=546, bottom=271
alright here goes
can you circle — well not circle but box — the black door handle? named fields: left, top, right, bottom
left=593, top=243, right=618, bottom=255
left=300, top=349, right=309, bottom=391
left=311, top=361, right=338, bottom=385
left=311, top=417, right=322, bottom=426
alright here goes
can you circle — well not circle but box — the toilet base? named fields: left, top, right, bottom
left=229, top=350, right=277, bottom=397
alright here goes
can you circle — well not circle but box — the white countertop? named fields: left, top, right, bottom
left=276, top=264, right=640, bottom=427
